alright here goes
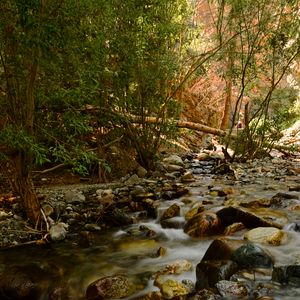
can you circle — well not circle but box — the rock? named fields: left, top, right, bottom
left=181, top=171, right=195, bottom=183
left=224, top=222, right=245, bottom=235
left=232, top=243, right=274, bottom=269
left=159, top=279, right=189, bottom=299
left=184, top=212, right=223, bottom=237
left=216, top=206, right=287, bottom=229
left=86, top=275, right=136, bottom=300
left=136, top=166, right=148, bottom=178
left=110, top=208, right=134, bottom=225
left=187, top=288, right=221, bottom=300
left=185, top=204, right=204, bottom=221
left=160, top=217, right=185, bottom=229
left=96, top=189, right=113, bottom=197
left=49, top=222, right=68, bottom=241
left=65, top=190, right=85, bottom=204
left=272, top=265, right=300, bottom=285
left=201, top=238, right=245, bottom=261
left=156, top=259, right=193, bottom=276
left=133, top=291, right=162, bottom=300
left=161, top=186, right=189, bottom=200
left=163, top=155, right=184, bottom=167
left=41, top=203, right=54, bottom=217
left=156, top=247, right=167, bottom=257
left=0, top=211, right=12, bottom=220
left=244, top=227, right=286, bottom=246
left=160, top=203, right=180, bottom=221
left=196, top=153, right=210, bottom=161
left=209, top=186, right=234, bottom=197
left=163, top=164, right=183, bottom=172
left=124, top=174, right=141, bottom=186
left=215, top=280, right=248, bottom=298
left=196, top=259, right=240, bottom=289
left=84, top=224, right=101, bottom=231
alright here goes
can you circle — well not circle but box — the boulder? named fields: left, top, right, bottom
left=86, top=275, right=136, bottom=300
left=184, top=212, right=223, bottom=237
left=232, top=243, right=274, bottom=269
left=65, top=190, right=85, bottom=204
left=49, top=222, right=68, bottom=241
left=216, top=206, right=287, bottom=229
left=196, top=259, right=240, bottom=290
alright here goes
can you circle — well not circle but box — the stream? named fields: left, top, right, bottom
left=2, top=159, right=300, bottom=299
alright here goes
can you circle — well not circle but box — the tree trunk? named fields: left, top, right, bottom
left=0, top=154, right=40, bottom=225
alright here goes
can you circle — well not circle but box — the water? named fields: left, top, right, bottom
left=2, top=175, right=300, bottom=299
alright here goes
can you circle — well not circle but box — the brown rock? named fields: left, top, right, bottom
left=184, top=212, right=223, bottom=237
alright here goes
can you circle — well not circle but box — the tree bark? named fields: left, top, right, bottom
left=0, top=155, right=40, bottom=225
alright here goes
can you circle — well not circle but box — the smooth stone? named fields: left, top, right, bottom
left=49, top=222, right=68, bottom=241
left=232, top=243, right=274, bottom=269
left=244, top=227, right=286, bottom=246
left=160, top=217, right=185, bottom=229
left=184, top=212, right=223, bottom=237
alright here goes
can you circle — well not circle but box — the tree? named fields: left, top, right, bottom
left=0, top=0, right=194, bottom=224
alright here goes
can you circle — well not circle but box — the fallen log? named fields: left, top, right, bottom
left=129, top=116, right=227, bottom=137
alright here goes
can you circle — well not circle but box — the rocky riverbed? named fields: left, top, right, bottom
left=2, top=148, right=300, bottom=299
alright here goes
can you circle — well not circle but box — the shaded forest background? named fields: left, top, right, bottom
left=1, top=0, right=300, bottom=224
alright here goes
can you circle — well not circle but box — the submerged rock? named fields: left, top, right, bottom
left=159, top=279, right=189, bottom=299
left=160, top=203, right=180, bottom=221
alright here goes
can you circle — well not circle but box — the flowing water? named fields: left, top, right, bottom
left=2, top=174, right=300, bottom=299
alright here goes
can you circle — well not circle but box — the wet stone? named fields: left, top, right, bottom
left=232, top=243, right=274, bottom=269
left=272, top=265, right=300, bottom=285
left=196, top=259, right=240, bottom=290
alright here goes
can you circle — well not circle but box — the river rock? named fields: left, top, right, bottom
left=184, top=212, right=223, bottom=237
left=224, top=222, right=245, bottom=235
left=160, top=203, right=180, bottom=221
left=160, top=217, right=184, bottom=229
left=133, top=291, right=162, bottom=300
left=156, top=259, right=193, bottom=276
left=187, top=288, right=221, bottom=300
left=244, top=227, right=286, bottom=246
left=181, top=171, right=195, bottom=183
left=209, top=186, right=234, bottom=197
left=196, top=259, right=240, bottom=290
left=272, top=265, right=300, bottom=285
left=232, top=243, right=274, bottom=269
left=185, top=204, right=204, bottom=221
left=216, top=206, right=287, bottom=229
left=201, top=238, right=245, bottom=261
left=86, top=275, right=136, bottom=300
left=65, top=190, right=85, bottom=204
left=110, top=208, right=134, bottom=225
left=163, top=155, right=184, bottom=167
left=49, top=222, right=68, bottom=241
left=215, top=280, right=248, bottom=298
left=124, top=174, right=141, bottom=186
left=159, top=279, right=189, bottom=299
